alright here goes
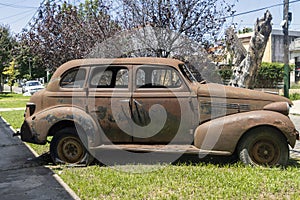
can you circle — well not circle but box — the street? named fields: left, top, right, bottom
left=290, top=114, right=300, bottom=131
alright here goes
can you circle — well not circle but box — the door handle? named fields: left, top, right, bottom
left=133, top=98, right=141, bottom=106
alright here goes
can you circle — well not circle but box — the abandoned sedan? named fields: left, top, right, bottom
left=18, top=57, right=299, bottom=166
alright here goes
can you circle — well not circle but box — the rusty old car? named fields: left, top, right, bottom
left=18, top=57, right=299, bottom=166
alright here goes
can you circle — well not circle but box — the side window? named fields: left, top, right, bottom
left=152, top=69, right=182, bottom=87
left=136, top=69, right=145, bottom=87
left=90, top=66, right=128, bottom=88
left=136, top=66, right=182, bottom=88
left=115, top=69, right=129, bottom=87
left=90, top=70, right=112, bottom=87
left=60, top=68, right=86, bottom=88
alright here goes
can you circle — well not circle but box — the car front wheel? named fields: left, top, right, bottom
left=50, top=127, right=93, bottom=165
left=238, top=127, right=289, bottom=167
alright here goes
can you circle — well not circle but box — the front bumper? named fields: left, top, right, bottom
left=17, top=121, right=46, bottom=144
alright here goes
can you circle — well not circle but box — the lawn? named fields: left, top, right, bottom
left=1, top=93, right=300, bottom=199
left=55, top=163, right=300, bottom=199
left=0, top=93, right=30, bottom=108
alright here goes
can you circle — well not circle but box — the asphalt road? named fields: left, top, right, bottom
left=290, top=114, right=300, bottom=131
left=0, top=117, right=78, bottom=200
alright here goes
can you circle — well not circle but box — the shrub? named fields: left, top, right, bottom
left=218, top=62, right=294, bottom=88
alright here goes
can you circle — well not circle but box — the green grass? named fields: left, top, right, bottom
left=0, top=93, right=30, bottom=108
left=0, top=110, right=24, bottom=130
left=54, top=163, right=300, bottom=199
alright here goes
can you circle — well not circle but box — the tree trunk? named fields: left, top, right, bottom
left=228, top=10, right=273, bottom=88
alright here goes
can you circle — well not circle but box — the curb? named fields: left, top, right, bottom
left=0, top=116, right=81, bottom=200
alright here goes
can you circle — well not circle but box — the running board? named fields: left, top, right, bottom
left=90, top=144, right=232, bottom=156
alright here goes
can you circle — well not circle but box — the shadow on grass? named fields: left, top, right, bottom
left=30, top=151, right=300, bottom=168
left=0, top=92, right=14, bottom=99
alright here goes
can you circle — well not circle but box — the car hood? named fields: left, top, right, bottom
left=197, top=83, right=291, bottom=104
left=196, top=83, right=291, bottom=122
left=26, top=85, right=44, bottom=89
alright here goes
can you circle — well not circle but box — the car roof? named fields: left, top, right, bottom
left=52, top=57, right=184, bottom=79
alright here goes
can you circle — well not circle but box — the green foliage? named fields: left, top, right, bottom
left=218, top=68, right=232, bottom=82
left=255, top=62, right=294, bottom=88
left=2, top=60, right=19, bottom=91
left=0, top=25, right=15, bottom=71
left=0, top=25, right=17, bottom=89
left=289, top=93, right=300, bottom=101
left=238, top=27, right=253, bottom=34
left=255, top=62, right=285, bottom=88
left=220, top=62, right=294, bottom=88
left=13, top=45, right=45, bottom=80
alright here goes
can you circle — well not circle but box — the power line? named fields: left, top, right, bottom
left=226, top=0, right=300, bottom=18
left=22, top=0, right=47, bottom=31
left=0, top=9, right=35, bottom=20
left=0, top=2, right=37, bottom=9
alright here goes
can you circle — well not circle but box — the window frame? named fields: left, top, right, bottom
left=59, top=67, right=88, bottom=90
left=134, top=65, right=188, bottom=91
left=88, top=65, right=130, bottom=90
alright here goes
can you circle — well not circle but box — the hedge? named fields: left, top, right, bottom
left=218, top=62, right=294, bottom=88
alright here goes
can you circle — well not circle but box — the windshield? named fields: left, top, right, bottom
left=179, top=64, right=203, bottom=83
left=27, top=81, right=41, bottom=86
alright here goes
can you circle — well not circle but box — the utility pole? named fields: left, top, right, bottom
left=283, top=0, right=290, bottom=98
left=28, top=57, right=32, bottom=79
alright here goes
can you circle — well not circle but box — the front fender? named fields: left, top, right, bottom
left=24, top=106, right=99, bottom=144
left=194, top=111, right=297, bottom=154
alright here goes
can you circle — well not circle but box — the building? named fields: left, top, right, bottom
left=290, top=38, right=300, bottom=83
left=238, top=29, right=300, bottom=83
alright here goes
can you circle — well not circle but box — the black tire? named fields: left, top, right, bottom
left=238, top=127, right=289, bottom=167
left=50, top=127, right=94, bottom=165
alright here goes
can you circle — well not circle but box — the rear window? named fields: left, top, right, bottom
left=60, top=68, right=86, bottom=88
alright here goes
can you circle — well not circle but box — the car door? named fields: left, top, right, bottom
left=131, top=65, right=195, bottom=144
left=87, top=65, right=133, bottom=144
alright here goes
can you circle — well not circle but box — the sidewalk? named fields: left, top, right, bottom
left=0, top=117, right=79, bottom=200
left=290, top=100, right=300, bottom=115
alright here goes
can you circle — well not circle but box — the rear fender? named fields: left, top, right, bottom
left=25, top=106, right=99, bottom=145
left=194, top=111, right=297, bottom=154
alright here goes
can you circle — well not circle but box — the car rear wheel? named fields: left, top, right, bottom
left=50, top=127, right=93, bottom=165
left=238, top=127, right=289, bottom=167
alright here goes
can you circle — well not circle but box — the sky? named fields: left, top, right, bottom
left=0, top=0, right=300, bottom=35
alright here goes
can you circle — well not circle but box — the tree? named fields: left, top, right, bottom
left=227, top=10, right=273, bottom=88
left=113, top=0, right=235, bottom=57
left=2, top=59, right=19, bottom=93
left=20, top=0, right=120, bottom=73
left=86, top=0, right=234, bottom=83
left=0, top=25, right=16, bottom=92
left=13, top=44, right=44, bottom=80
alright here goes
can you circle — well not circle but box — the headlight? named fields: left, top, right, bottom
left=263, top=102, right=290, bottom=115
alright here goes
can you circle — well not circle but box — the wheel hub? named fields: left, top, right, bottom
left=58, top=137, right=84, bottom=163
left=251, top=140, right=279, bottom=165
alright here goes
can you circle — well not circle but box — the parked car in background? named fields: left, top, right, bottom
left=22, top=80, right=44, bottom=95
left=18, top=58, right=299, bottom=166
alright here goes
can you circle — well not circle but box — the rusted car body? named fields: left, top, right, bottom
left=18, top=57, right=299, bottom=166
